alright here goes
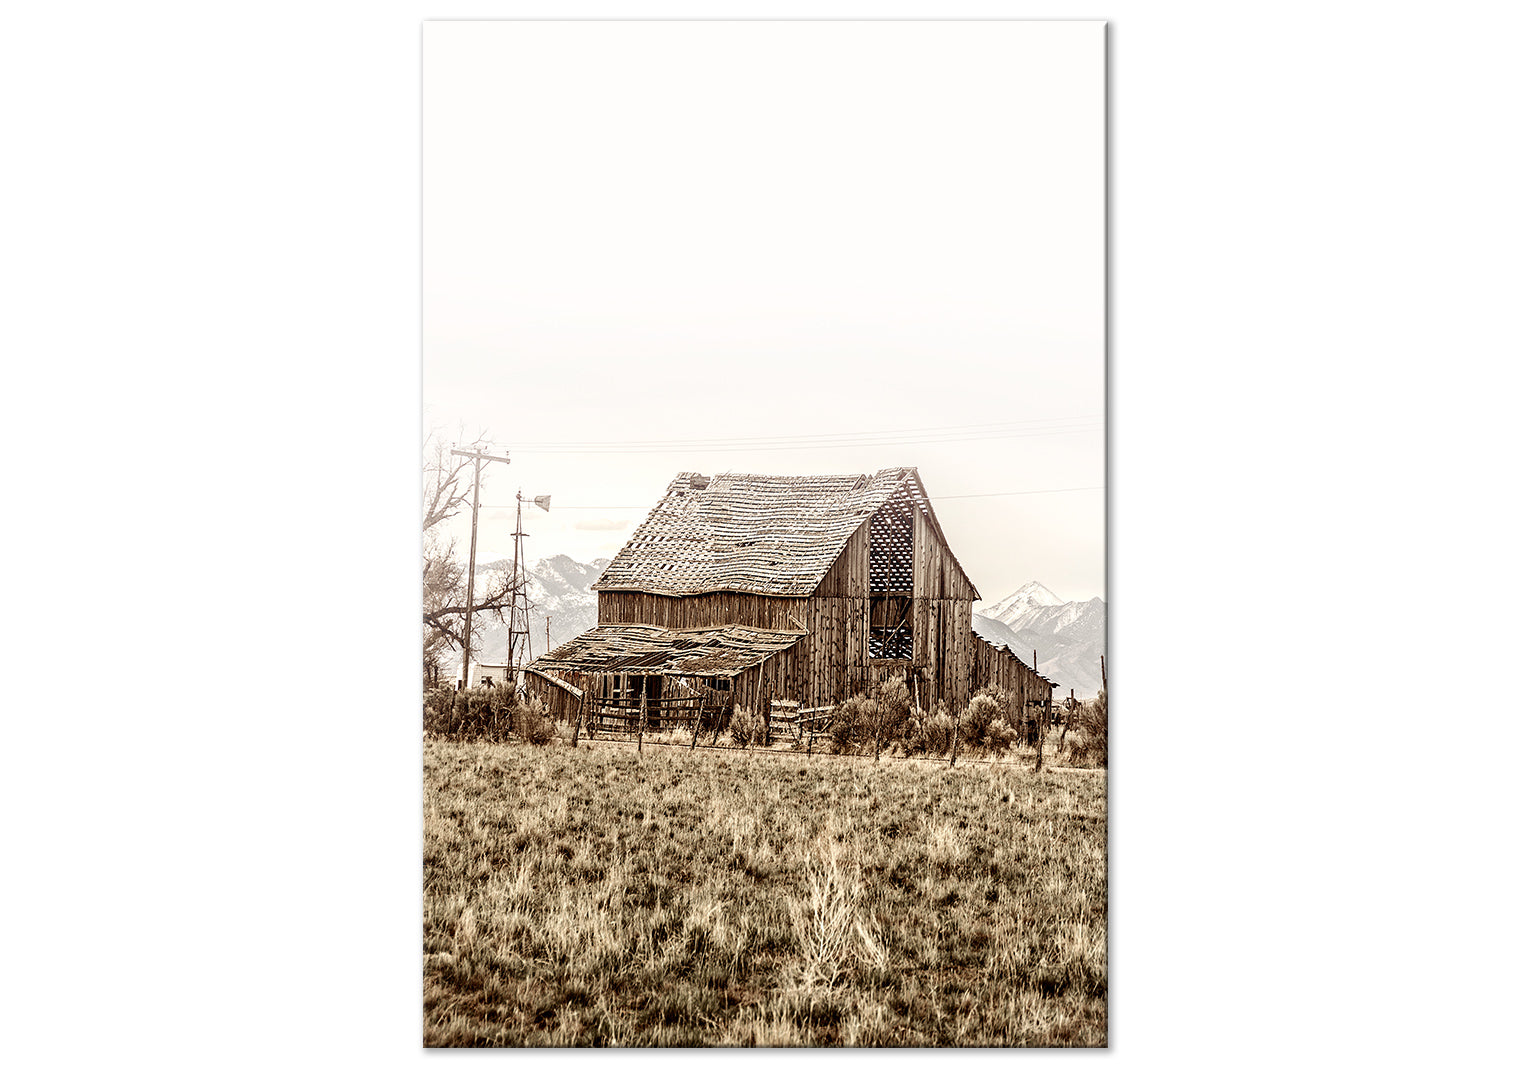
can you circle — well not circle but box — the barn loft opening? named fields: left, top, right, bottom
left=868, top=490, right=914, bottom=660
left=869, top=492, right=913, bottom=594
left=869, top=619, right=913, bottom=660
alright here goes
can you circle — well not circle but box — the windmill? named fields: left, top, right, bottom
left=507, top=490, right=551, bottom=685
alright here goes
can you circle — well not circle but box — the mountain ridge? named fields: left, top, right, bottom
left=977, top=582, right=1106, bottom=701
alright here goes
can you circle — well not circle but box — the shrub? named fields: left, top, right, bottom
left=421, top=686, right=554, bottom=745
left=1067, top=690, right=1107, bottom=767
left=976, top=685, right=1019, bottom=729
left=905, top=698, right=955, bottom=755
left=926, top=709, right=957, bottom=755
left=872, top=677, right=912, bottom=744
left=959, top=693, right=1000, bottom=749
left=512, top=695, right=555, bottom=746
left=953, top=694, right=1022, bottom=754
left=730, top=705, right=768, bottom=747
left=827, top=694, right=877, bottom=753
left=423, top=687, right=455, bottom=734
left=982, top=716, right=1018, bottom=753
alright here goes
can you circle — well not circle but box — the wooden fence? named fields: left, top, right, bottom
left=768, top=700, right=839, bottom=746
left=584, top=693, right=733, bottom=739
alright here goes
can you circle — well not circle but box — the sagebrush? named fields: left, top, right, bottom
left=423, top=685, right=555, bottom=745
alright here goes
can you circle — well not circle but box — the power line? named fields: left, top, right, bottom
left=457, top=417, right=1101, bottom=458
left=504, top=425, right=1100, bottom=455
left=493, top=414, right=1100, bottom=451
left=931, top=486, right=1105, bottom=500
left=476, top=485, right=1104, bottom=510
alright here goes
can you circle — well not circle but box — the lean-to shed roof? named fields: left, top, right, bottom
left=526, top=624, right=805, bottom=676
left=593, top=467, right=974, bottom=597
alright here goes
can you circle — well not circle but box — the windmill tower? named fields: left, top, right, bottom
left=506, top=490, right=551, bottom=684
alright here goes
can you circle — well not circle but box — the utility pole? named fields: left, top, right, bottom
left=545, top=615, right=551, bottom=654
left=451, top=448, right=509, bottom=688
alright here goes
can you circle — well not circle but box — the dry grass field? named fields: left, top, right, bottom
left=423, top=738, right=1106, bottom=1046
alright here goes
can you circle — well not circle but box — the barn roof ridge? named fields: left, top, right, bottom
left=592, top=466, right=977, bottom=598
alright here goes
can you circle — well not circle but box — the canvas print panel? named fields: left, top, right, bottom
left=423, top=19, right=1106, bottom=1047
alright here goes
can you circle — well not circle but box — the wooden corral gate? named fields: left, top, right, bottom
left=585, top=688, right=734, bottom=739
left=768, top=700, right=838, bottom=745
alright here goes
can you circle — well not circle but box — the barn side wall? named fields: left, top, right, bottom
left=597, top=590, right=808, bottom=631
left=908, top=504, right=977, bottom=712
left=796, top=511, right=978, bottom=712
left=970, top=635, right=1056, bottom=722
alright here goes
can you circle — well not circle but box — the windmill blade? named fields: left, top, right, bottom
left=533, top=494, right=551, bottom=511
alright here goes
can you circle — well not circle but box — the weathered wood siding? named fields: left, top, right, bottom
left=782, top=510, right=978, bottom=712
left=815, top=522, right=871, bottom=597
left=522, top=668, right=585, bottom=723
left=970, top=634, right=1056, bottom=720
left=597, top=590, right=807, bottom=631
left=906, top=505, right=978, bottom=711
left=737, top=638, right=913, bottom=712
left=911, top=501, right=978, bottom=602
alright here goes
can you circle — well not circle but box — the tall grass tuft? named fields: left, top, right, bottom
left=786, top=836, right=884, bottom=989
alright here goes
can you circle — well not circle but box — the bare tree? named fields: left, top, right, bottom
left=422, top=428, right=517, bottom=687
left=423, top=429, right=483, bottom=533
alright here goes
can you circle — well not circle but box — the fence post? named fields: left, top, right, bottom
left=948, top=715, right=960, bottom=766
left=690, top=694, right=704, bottom=751
left=637, top=682, right=645, bottom=759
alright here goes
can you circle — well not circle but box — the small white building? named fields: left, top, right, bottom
left=467, top=661, right=515, bottom=687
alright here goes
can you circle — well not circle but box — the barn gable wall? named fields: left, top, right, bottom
left=794, top=508, right=978, bottom=712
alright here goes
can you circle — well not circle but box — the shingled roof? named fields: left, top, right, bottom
left=592, top=467, right=972, bottom=598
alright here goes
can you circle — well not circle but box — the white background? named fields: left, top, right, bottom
left=4, top=3, right=1530, bottom=1062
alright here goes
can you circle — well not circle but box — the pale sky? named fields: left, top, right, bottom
left=424, top=20, right=1105, bottom=605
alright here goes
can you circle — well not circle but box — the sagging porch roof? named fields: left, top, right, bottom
left=525, top=624, right=806, bottom=677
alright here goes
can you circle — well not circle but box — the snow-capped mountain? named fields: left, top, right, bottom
left=472, top=555, right=609, bottom=661
left=981, top=580, right=1066, bottom=629
left=977, top=582, right=1106, bottom=702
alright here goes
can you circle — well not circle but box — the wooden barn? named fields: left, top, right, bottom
left=524, top=468, right=1056, bottom=731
